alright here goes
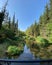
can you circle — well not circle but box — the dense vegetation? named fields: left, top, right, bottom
left=0, top=0, right=52, bottom=59
left=25, top=0, right=52, bottom=59
left=0, top=1, right=25, bottom=58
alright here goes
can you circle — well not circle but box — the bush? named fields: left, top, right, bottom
left=4, top=29, right=15, bottom=40
left=31, top=43, right=40, bottom=49
left=36, top=36, right=49, bottom=47
left=36, top=36, right=48, bottom=43
left=7, top=46, right=23, bottom=56
left=0, top=28, right=6, bottom=43
left=0, top=28, right=16, bottom=43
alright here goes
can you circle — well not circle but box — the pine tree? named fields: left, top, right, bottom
left=0, top=6, right=6, bottom=29
left=30, top=24, right=34, bottom=36
left=0, top=0, right=8, bottom=29
left=8, top=17, right=11, bottom=29
left=39, top=15, right=44, bottom=28
left=12, top=13, right=15, bottom=32
left=49, top=0, right=52, bottom=19
left=15, top=20, right=18, bottom=31
left=33, top=21, right=39, bottom=37
left=16, top=19, right=18, bottom=31
left=44, top=4, right=49, bottom=24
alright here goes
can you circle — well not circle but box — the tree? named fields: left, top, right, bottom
left=33, top=21, right=40, bottom=37
left=0, top=0, right=8, bottom=29
left=49, top=0, right=52, bottom=19
left=14, top=19, right=18, bottom=33
left=8, top=17, right=11, bottom=29
left=44, top=4, right=49, bottom=24
left=17, top=19, right=18, bottom=31
left=39, top=15, right=44, bottom=30
left=12, top=13, right=15, bottom=32
left=26, top=21, right=40, bottom=37
left=0, top=7, right=6, bottom=29
left=30, top=24, right=34, bottom=36
left=15, top=19, right=18, bottom=31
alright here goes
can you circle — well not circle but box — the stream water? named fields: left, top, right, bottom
left=17, top=44, right=35, bottom=60
left=23, top=44, right=31, bottom=53
left=10, top=44, right=40, bottom=65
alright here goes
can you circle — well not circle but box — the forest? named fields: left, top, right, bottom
left=0, top=0, right=52, bottom=59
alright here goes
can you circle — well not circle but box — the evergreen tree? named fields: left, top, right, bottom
left=44, top=4, right=49, bottom=24
left=33, top=21, right=40, bottom=37
left=12, top=13, right=15, bottom=32
left=26, top=21, right=40, bottom=37
left=16, top=19, right=18, bottom=31
left=0, top=0, right=8, bottom=29
left=26, top=24, right=34, bottom=36
left=30, top=24, right=34, bottom=36
left=39, top=15, right=44, bottom=29
left=49, top=0, right=52, bottom=19
left=14, top=19, right=18, bottom=32
left=8, top=17, right=11, bottom=29
left=0, top=7, right=6, bottom=29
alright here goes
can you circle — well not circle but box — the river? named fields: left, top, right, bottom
left=10, top=44, right=40, bottom=65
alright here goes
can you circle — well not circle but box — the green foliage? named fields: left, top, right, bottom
left=0, top=9, right=6, bottom=29
left=0, top=28, right=6, bottom=43
left=0, top=1, right=8, bottom=30
left=50, top=0, right=52, bottom=19
left=18, top=31, right=26, bottom=37
left=26, top=21, right=40, bottom=37
left=31, top=43, right=40, bottom=49
left=0, top=0, right=52, bottom=59
left=0, top=27, right=17, bottom=44
left=7, top=46, right=23, bottom=56
left=36, top=36, right=49, bottom=47
left=0, top=42, right=10, bottom=58
left=4, top=29, right=15, bottom=39
left=11, top=14, right=16, bottom=32
left=36, top=36, right=48, bottom=43
left=8, top=17, right=11, bottom=29
left=45, top=23, right=52, bottom=43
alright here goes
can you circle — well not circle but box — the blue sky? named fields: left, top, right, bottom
left=0, top=0, right=49, bottom=31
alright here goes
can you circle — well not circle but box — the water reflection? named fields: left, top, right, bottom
left=24, top=44, right=31, bottom=53
left=10, top=44, right=40, bottom=65
left=23, top=44, right=35, bottom=60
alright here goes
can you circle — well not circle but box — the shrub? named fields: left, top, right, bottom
left=0, top=28, right=16, bottom=43
left=0, top=28, right=6, bottom=43
left=4, top=29, right=15, bottom=39
left=7, top=46, right=23, bottom=56
left=36, top=36, right=49, bottom=47
left=31, top=43, right=40, bottom=49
